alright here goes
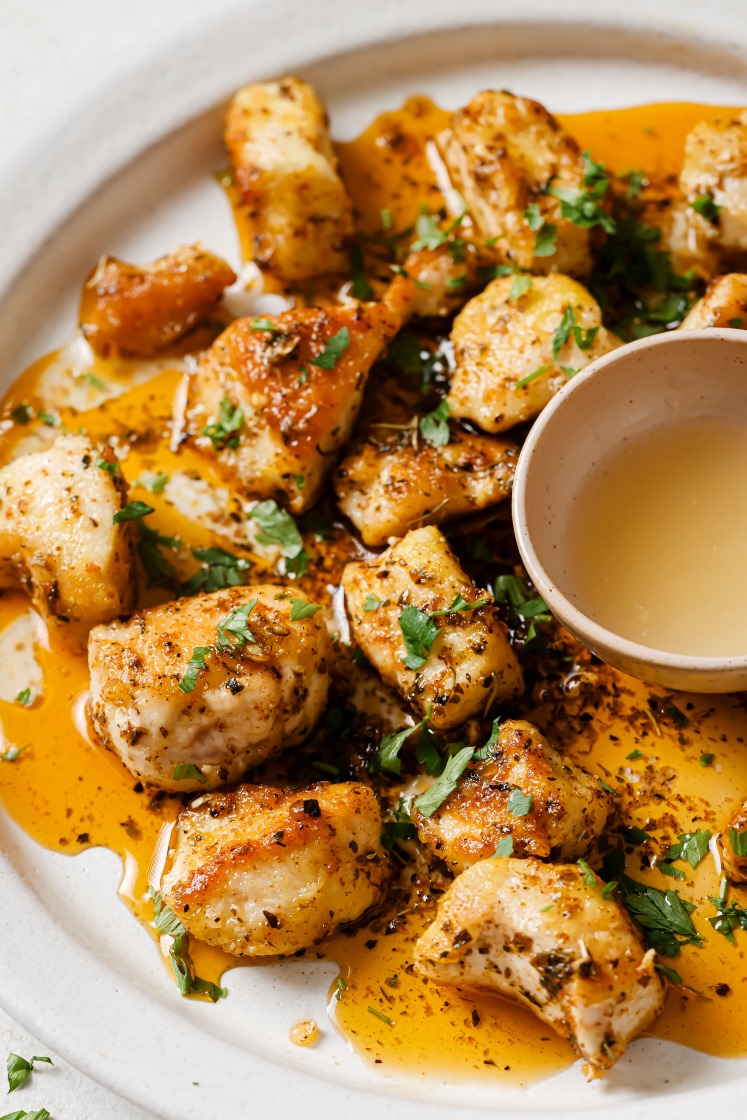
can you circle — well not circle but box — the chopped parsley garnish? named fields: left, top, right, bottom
left=507, top=788, right=532, bottom=817
left=334, top=977, right=347, bottom=1000
left=113, top=500, right=154, bottom=524
left=350, top=243, right=373, bottom=300
left=0, top=746, right=27, bottom=762
left=515, top=365, right=550, bottom=389
left=363, top=594, right=386, bottom=611
left=700, top=752, right=715, bottom=767
left=707, top=876, right=747, bottom=943
left=1, top=1108, right=51, bottom=1119
left=730, top=828, right=747, bottom=858
left=551, top=305, right=576, bottom=359
left=137, top=524, right=180, bottom=585
left=510, top=274, right=532, bottom=301
left=177, top=646, right=211, bottom=694
left=15, top=689, right=33, bottom=707
left=493, top=835, right=514, bottom=858
left=249, top=317, right=279, bottom=332
left=493, top=573, right=551, bottom=651
left=178, top=546, right=252, bottom=597
left=626, top=749, right=642, bottom=760
left=662, top=829, right=711, bottom=871
left=216, top=601, right=258, bottom=649
left=691, top=193, right=721, bottom=222
left=473, top=717, right=502, bottom=762
left=620, top=168, right=646, bottom=198
left=399, top=605, right=440, bottom=670
left=381, top=798, right=418, bottom=849
left=414, top=744, right=474, bottom=818
left=289, top=598, right=322, bottom=621
left=418, top=399, right=450, bottom=446
left=614, top=871, right=703, bottom=957
left=6, top=1053, right=53, bottom=1093
left=136, top=471, right=169, bottom=494
left=202, top=396, right=244, bottom=450
left=375, top=715, right=429, bottom=775
left=173, top=763, right=211, bottom=786
left=150, top=890, right=226, bottom=1000
left=80, top=371, right=106, bottom=390
left=578, top=858, right=598, bottom=889
left=310, top=326, right=350, bottom=370
left=411, top=204, right=467, bottom=261
left=524, top=203, right=544, bottom=231
left=250, top=500, right=308, bottom=576
left=534, top=224, right=558, bottom=257
left=597, top=776, right=614, bottom=794
left=430, top=592, right=488, bottom=617
left=367, top=1006, right=394, bottom=1026
left=548, top=152, right=615, bottom=234
left=96, top=457, right=118, bottom=474
left=627, top=826, right=651, bottom=844
left=385, top=332, right=445, bottom=393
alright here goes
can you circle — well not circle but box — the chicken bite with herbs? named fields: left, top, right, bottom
left=185, top=302, right=397, bottom=513
left=413, top=719, right=611, bottom=871
left=79, top=244, right=236, bottom=358
left=161, top=781, right=389, bottom=955
left=414, top=857, right=664, bottom=1078
left=680, top=272, right=747, bottom=328
left=225, top=77, right=354, bottom=282
left=0, top=434, right=135, bottom=647
left=437, top=90, right=607, bottom=277
left=448, top=274, right=622, bottom=433
left=87, top=585, right=331, bottom=789
left=342, top=526, right=522, bottom=732
left=678, top=113, right=747, bottom=264
left=334, top=425, right=518, bottom=546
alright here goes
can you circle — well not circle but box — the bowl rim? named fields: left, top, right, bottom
left=511, top=326, right=747, bottom=673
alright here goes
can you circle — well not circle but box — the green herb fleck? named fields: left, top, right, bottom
left=507, top=788, right=532, bottom=817
left=6, top=1053, right=53, bottom=1094
left=202, top=396, right=244, bottom=450
left=177, top=647, right=211, bottom=694
left=289, top=598, right=321, bottom=621
left=413, top=745, right=474, bottom=818
left=113, top=500, right=154, bottom=524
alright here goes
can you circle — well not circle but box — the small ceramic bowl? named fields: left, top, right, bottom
left=512, top=328, right=747, bottom=693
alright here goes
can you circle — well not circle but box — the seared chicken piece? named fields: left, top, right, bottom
left=88, top=585, right=331, bottom=789
left=225, top=77, right=354, bottom=282
left=342, top=526, right=522, bottom=732
left=448, top=274, right=622, bottom=433
left=185, top=303, right=397, bottom=513
left=437, top=90, right=600, bottom=277
left=384, top=243, right=483, bottom=321
left=334, top=426, right=518, bottom=546
left=79, top=244, right=236, bottom=358
left=0, top=435, right=135, bottom=647
left=161, top=781, right=389, bottom=955
left=414, top=857, right=664, bottom=1078
left=413, top=719, right=611, bottom=871
left=680, top=273, right=747, bottom=328
left=718, top=801, right=747, bottom=884
left=679, top=113, right=747, bottom=259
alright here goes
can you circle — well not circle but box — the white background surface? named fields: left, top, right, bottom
left=4, top=2, right=747, bottom=1119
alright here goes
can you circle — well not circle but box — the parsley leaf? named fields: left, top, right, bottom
left=289, top=598, right=321, bottom=621
left=150, top=890, right=227, bottom=1000
left=381, top=797, right=418, bottom=849
left=730, top=827, right=747, bottom=858
left=385, top=332, right=445, bottom=393
left=414, top=744, right=474, bottom=818
left=429, top=592, right=488, bottom=618
left=350, top=244, right=373, bottom=300
left=113, top=500, right=154, bottom=524
left=700, top=752, right=715, bottom=767
left=6, top=1054, right=53, bottom=1094
left=375, top=716, right=428, bottom=775
left=691, top=193, right=721, bottom=222
left=178, top=547, right=252, bottom=597
left=0, top=746, right=27, bottom=762
left=173, top=763, right=211, bottom=786
left=534, top=224, right=557, bottom=257
left=216, top=601, right=258, bottom=649
left=493, top=835, right=514, bottom=858
left=419, top=399, right=450, bottom=447
left=615, top=873, right=702, bottom=956
left=202, top=395, right=244, bottom=450
left=551, top=305, right=576, bottom=360
left=177, top=646, right=211, bottom=694
left=663, top=829, right=712, bottom=870
left=363, top=594, right=386, bottom=611
left=578, top=858, right=598, bottom=889
left=708, top=876, right=747, bottom=943
left=510, top=274, right=532, bottom=301
left=473, top=717, right=502, bottom=762
left=515, top=365, right=551, bottom=389
left=136, top=471, right=169, bottom=494
left=137, top=524, right=180, bottom=585
left=507, top=788, right=532, bottom=816
left=250, top=500, right=308, bottom=575
left=399, top=605, right=440, bottom=670
left=310, top=326, right=351, bottom=370
left=249, top=317, right=278, bottom=332
left=548, top=152, right=615, bottom=234
left=15, top=689, right=33, bottom=707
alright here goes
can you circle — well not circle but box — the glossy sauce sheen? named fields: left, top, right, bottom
left=2, top=99, right=747, bottom=1087
left=569, top=419, right=747, bottom=656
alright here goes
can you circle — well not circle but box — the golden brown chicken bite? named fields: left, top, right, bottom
left=448, top=274, right=622, bottom=433
left=413, top=719, right=611, bottom=871
left=161, top=781, right=390, bottom=955
left=414, top=857, right=664, bottom=1079
left=185, top=302, right=397, bottom=513
left=225, top=77, right=354, bottom=282
left=334, top=426, right=518, bottom=546
left=679, top=273, right=747, bottom=328
left=88, top=585, right=331, bottom=789
left=718, top=801, right=747, bottom=884
left=79, top=244, right=236, bottom=358
left=342, top=526, right=522, bottom=732
left=437, top=90, right=601, bottom=277
left=0, top=434, right=135, bottom=647
left=680, top=113, right=747, bottom=258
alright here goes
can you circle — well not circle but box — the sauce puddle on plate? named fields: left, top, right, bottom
left=2, top=97, right=747, bottom=1088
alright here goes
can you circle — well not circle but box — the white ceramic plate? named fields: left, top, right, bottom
left=3, top=2, right=747, bottom=1117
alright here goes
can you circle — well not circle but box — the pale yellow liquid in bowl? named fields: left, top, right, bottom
left=568, top=419, right=747, bottom=656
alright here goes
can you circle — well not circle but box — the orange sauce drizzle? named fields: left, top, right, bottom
left=1, top=97, right=746, bottom=1087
